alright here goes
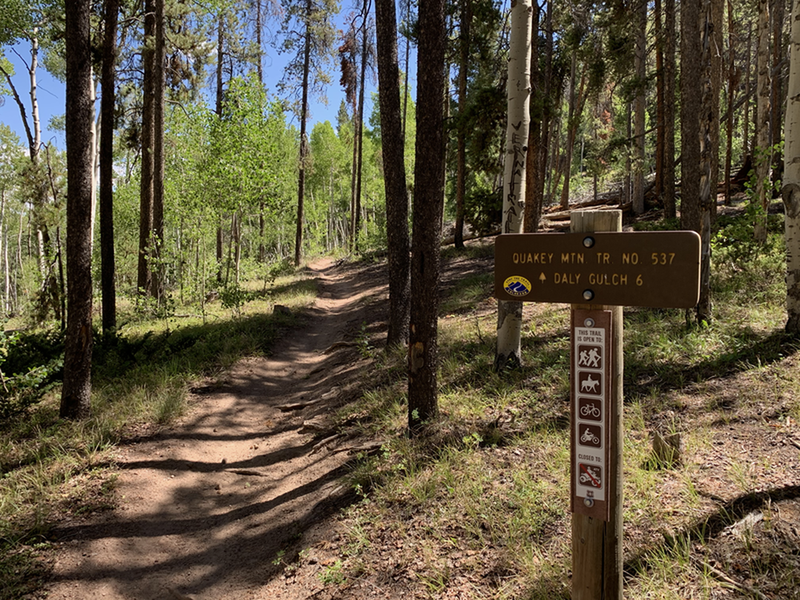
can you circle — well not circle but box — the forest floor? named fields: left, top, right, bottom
left=39, top=230, right=800, bottom=600
left=44, top=256, right=391, bottom=600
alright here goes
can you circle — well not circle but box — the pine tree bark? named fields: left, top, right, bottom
left=664, top=0, right=677, bottom=219
left=681, top=0, right=701, bottom=233
left=408, top=0, right=446, bottom=431
left=524, top=0, right=541, bottom=233
left=495, top=0, right=532, bottom=372
left=771, top=0, right=786, bottom=188
left=150, top=0, right=165, bottom=302
left=632, top=0, right=646, bottom=215
left=295, top=0, right=312, bottom=267
left=138, top=0, right=155, bottom=296
left=100, top=0, right=119, bottom=334
left=782, top=0, right=800, bottom=333
left=61, top=0, right=94, bottom=419
left=375, top=0, right=410, bottom=347
left=454, top=0, right=472, bottom=247
left=755, top=0, right=772, bottom=241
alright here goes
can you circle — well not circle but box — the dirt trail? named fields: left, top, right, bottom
left=47, top=258, right=386, bottom=600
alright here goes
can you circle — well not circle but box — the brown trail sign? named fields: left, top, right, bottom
left=493, top=211, right=702, bottom=600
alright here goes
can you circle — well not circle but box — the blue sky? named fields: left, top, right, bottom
left=0, top=26, right=386, bottom=151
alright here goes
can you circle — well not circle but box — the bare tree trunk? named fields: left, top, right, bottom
left=744, top=22, right=753, bottom=157
left=408, top=0, right=446, bottom=430
left=697, top=0, right=714, bottom=323
left=375, top=0, right=410, bottom=347
left=524, top=1, right=541, bottom=233
left=771, top=0, right=786, bottom=188
left=724, top=0, right=737, bottom=206
left=100, top=0, right=119, bottom=334
left=654, top=0, right=665, bottom=205
left=150, top=0, right=165, bottom=302
left=137, top=0, right=155, bottom=296
left=710, top=0, right=724, bottom=222
left=61, top=0, right=94, bottom=419
left=454, top=0, right=472, bottom=247
left=294, top=0, right=312, bottom=267
left=632, top=0, right=647, bottom=215
left=755, top=0, right=772, bottom=242
left=663, top=0, right=676, bottom=219
left=215, top=14, right=225, bottom=281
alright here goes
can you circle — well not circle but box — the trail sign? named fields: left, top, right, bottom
left=492, top=215, right=703, bottom=599
left=571, top=309, right=612, bottom=521
left=494, top=230, right=701, bottom=308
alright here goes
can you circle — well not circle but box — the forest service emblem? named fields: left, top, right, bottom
left=503, top=276, right=532, bottom=297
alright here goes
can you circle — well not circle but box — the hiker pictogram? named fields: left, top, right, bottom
left=578, top=346, right=602, bottom=368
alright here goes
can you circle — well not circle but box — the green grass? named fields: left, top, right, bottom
left=322, top=215, right=800, bottom=598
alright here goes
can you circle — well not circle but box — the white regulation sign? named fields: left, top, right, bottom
left=571, top=309, right=612, bottom=521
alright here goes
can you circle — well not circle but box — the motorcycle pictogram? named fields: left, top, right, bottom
left=580, top=427, right=600, bottom=445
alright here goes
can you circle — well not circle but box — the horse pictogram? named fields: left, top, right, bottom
left=580, top=374, right=599, bottom=393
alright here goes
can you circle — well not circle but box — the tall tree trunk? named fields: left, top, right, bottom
left=150, top=0, right=165, bottom=302
left=755, top=0, right=772, bottom=241
left=495, top=0, right=532, bottom=372
left=710, top=0, right=724, bottom=221
left=295, top=0, right=312, bottom=267
left=215, top=14, right=225, bottom=281
left=559, top=52, right=579, bottom=209
left=524, top=0, right=541, bottom=233
left=138, top=0, right=156, bottom=296
left=724, top=0, right=737, bottom=206
left=62, top=0, right=94, bottom=419
left=632, top=0, right=647, bottom=215
left=454, top=0, right=472, bottom=247
left=654, top=0, right=665, bottom=205
left=663, top=0, right=676, bottom=219
left=782, top=0, right=800, bottom=334
left=375, top=0, right=410, bottom=347
left=697, top=0, right=714, bottom=323
left=771, top=0, right=786, bottom=187
left=100, top=0, right=119, bottom=334
left=744, top=22, right=753, bottom=157
left=408, top=0, right=446, bottom=431
left=352, top=0, right=370, bottom=254
left=681, top=0, right=701, bottom=232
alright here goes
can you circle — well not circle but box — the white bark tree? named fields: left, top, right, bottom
left=782, top=0, right=800, bottom=334
left=495, top=0, right=532, bottom=371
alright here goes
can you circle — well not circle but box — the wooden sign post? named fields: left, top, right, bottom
left=493, top=210, right=701, bottom=599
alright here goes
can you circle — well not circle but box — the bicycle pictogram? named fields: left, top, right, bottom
left=580, top=403, right=600, bottom=418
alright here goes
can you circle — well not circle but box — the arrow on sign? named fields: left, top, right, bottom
left=539, top=273, right=547, bottom=283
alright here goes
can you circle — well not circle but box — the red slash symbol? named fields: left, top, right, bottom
left=579, top=463, right=601, bottom=488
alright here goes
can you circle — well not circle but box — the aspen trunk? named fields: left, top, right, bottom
left=782, top=0, right=800, bottom=333
left=495, top=0, right=532, bottom=371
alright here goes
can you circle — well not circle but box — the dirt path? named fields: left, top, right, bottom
left=46, top=259, right=387, bottom=600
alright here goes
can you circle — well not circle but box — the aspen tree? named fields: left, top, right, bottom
left=495, top=0, right=532, bottom=372
left=782, top=0, right=800, bottom=333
